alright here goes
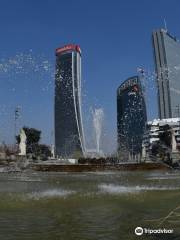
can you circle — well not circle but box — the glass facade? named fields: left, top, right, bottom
left=117, top=76, right=147, bottom=161
left=55, top=45, right=85, bottom=157
left=152, top=29, right=180, bottom=118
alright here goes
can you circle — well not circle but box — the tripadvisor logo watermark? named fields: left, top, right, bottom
left=135, top=226, right=173, bottom=236
left=135, top=227, right=144, bottom=236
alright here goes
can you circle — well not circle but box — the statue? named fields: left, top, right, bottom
left=171, top=129, right=177, bottom=152
left=19, top=128, right=27, bottom=156
left=51, top=144, right=55, bottom=158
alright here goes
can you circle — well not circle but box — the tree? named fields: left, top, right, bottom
left=16, top=127, right=51, bottom=160
left=159, top=124, right=171, bottom=147
left=151, top=124, right=172, bottom=162
left=16, top=126, right=41, bottom=154
left=36, top=144, right=51, bottom=159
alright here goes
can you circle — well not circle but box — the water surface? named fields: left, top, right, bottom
left=0, top=170, right=180, bottom=240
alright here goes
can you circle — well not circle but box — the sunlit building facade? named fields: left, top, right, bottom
left=55, top=44, right=85, bottom=157
left=117, top=76, right=147, bottom=161
left=152, top=29, right=180, bottom=119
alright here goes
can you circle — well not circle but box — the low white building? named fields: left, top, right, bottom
left=142, top=118, right=180, bottom=161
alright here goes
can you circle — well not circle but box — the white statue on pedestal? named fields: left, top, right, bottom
left=19, top=128, right=27, bottom=156
left=171, top=129, right=177, bottom=152
left=51, top=144, right=55, bottom=158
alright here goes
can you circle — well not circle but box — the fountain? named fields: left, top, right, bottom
left=92, top=108, right=104, bottom=156
left=0, top=51, right=53, bottom=145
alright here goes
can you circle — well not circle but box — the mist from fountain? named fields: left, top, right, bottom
left=92, top=108, right=104, bottom=156
left=0, top=51, right=54, bottom=144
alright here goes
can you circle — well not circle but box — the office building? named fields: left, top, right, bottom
left=117, top=76, right=147, bottom=161
left=55, top=44, right=85, bottom=157
left=152, top=29, right=180, bottom=119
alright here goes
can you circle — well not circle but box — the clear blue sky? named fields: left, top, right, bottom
left=0, top=0, right=180, bottom=152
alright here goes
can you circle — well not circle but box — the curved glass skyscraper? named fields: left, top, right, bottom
left=117, top=76, right=147, bottom=161
left=55, top=44, right=85, bottom=157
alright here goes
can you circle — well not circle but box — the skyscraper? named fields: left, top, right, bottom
left=117, top=76, right=147, bottom=161
left=152, top=29, right=180, bottom=119
left=55, top=44, right=85, bottom=157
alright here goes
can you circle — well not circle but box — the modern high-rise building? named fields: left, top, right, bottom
left=55, top=44, right=85, bottom=157
left=117, top=76, right=147, bottom=161
left=152, top=29, right=180, bottom=119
